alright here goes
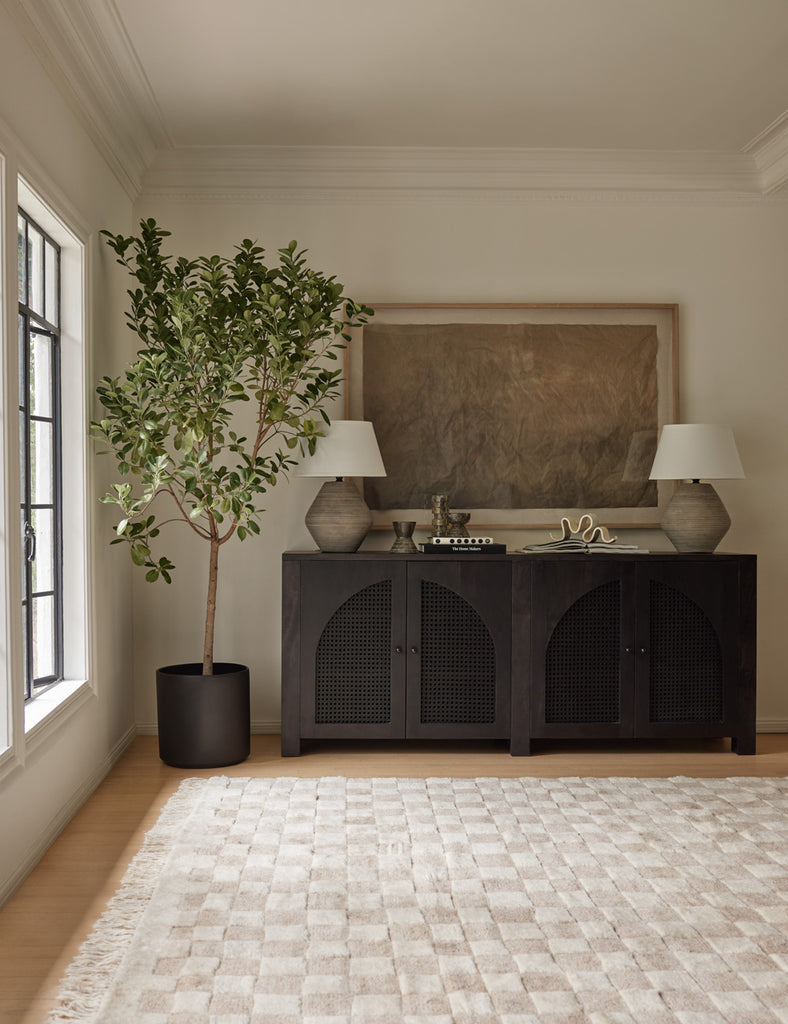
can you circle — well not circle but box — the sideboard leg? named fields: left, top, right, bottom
left=732, top=733, right=756, bottom=755
left=281, top=558, right=301, bottom=758
left=509, top=736, right=531, bottom=756
left=281, top=733, right=301, bottom=757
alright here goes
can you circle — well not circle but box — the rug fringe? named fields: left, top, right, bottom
left=45, top=778, right=215, bottom=1023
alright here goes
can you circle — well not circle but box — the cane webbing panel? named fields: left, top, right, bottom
left=315, top=580, right=392, bottom=724
left=649, top=580, right=724, bottom=723
left=420, top=580, right=496, bottom=724
left=545, top=580, right=621, bottom=723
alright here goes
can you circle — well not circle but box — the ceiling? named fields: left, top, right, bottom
left=115, top=0, right=788, bottom=151
left=6, top=0, right=788, bottom=197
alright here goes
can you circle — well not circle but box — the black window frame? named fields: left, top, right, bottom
left=18, top=207, right=64, bottom=702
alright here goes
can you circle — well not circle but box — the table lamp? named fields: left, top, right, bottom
left=295, top=420, right=386, bottom=551
left=649, top=423, right=744, bottom=552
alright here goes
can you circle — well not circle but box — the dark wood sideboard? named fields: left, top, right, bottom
left=281, top=551, right=756, bottom=757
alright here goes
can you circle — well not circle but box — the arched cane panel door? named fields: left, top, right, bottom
left=419, top=579, right=497, bottom=725
left=529, top=560, right=634, bottom=739
left=300, top=560, right=407, bottom=739
left=407, top=563, right=511, bottom=739
left=544, top=580, right=622, bottom=724
left=315, top=579, right=394, bottom=725
left=647, top=579, right=724, bottom=723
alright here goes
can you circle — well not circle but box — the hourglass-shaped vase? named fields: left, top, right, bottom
left=390, top=521, right=418, bottom=553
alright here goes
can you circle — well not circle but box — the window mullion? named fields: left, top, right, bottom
left=52, top=328, right=64, bottom=682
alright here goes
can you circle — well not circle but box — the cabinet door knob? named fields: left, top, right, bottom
left=410, top=646, right=418, bottom=654
left=640, top=647, right=648, bottom=655
left=394, top=646, right=403, bottom=654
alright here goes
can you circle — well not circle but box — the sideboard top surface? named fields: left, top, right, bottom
left=283, top=550, right=755, bottom=562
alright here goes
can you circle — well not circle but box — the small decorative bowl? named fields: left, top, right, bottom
left=448, top=512, right=471, bottom=537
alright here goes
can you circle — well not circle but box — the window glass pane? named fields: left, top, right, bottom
left=30, top=419, right=54, bottom=505
left=27, top=224, right=44, bottom=318
left=29, top=331, right=53, bottom=417
left=17, top=213, right=26, bottom=303
left=31, top=508, right=54, bottom=593
left=18, top=316, right=26, bottom=408
left=21, top=513, right=29, bottom=600
left=45, top=241, right=59, bottom=326
left=18, top=409, right=27, bottom=501
left=21, top=599, right=30, bottom=699
left=32, top=595, right=55, bottom=679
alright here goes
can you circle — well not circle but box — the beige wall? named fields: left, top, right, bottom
left=0, top=5, right=135, bottom=900
left=130, top=193, right=788, bottom=732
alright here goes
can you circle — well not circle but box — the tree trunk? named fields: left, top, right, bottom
left=203, top=535, right=220, bottom=675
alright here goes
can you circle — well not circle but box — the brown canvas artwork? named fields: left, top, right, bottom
left=361, top=322, right=659, bottom=511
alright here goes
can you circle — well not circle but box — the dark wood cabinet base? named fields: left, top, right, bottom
left=282, top=552, right=756, bottom=757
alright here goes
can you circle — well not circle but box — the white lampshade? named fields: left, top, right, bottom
left=649, top=424, right=744, bottom=481
left=295, top=420, right=386, bottom=479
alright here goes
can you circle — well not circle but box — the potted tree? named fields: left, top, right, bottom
left=94, top=219, right=370, bottom=767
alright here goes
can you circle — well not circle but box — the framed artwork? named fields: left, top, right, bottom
left=344, top=303, right=678, bottom=529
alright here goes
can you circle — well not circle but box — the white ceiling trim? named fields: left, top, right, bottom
left=744, top=111, right=788, bottom=195
left=138, top=188, right=788, bottom=209
left=5, top=0, right=168, bottom=198
left=141, top=145, right=766, bottom=201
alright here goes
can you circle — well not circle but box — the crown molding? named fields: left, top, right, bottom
left=744, top=110, right=788, bottom=194
left=139, top=188, right=788, bottom=208
left=3, top=0, right=169, bottom=199
left=141, top=145, right=767, bottom=201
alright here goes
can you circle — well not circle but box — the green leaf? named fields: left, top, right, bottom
left=130, top=542, right=149, bottom=566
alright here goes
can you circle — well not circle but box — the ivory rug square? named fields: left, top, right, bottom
left=47, top=776, right=788, bottom=1024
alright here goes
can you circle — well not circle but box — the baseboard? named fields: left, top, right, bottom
left=756, top=719, right=788, bottom=733
left=134, top=720, right=788, bottom=737
left=135, top=720, right=282, bottom=736
left=0, top=724, right=137, bottom=906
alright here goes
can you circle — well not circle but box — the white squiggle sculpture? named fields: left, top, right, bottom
left=550, top=513, right=618, bottom=545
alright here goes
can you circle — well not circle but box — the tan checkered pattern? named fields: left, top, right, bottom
left=49, top=776, right=788, bottom=1023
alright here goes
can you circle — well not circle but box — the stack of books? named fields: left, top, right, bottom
left=421, top=536, right=507, bottom=554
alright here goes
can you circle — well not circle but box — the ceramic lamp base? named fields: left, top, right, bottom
left=305, top=478, right=372, bottom=552
left=661, top=481, right=731, bottom=553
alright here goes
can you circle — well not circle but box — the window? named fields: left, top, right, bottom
left=13, top=177, right=89, bottom=739
left=18, top=209, right=63, bottom=701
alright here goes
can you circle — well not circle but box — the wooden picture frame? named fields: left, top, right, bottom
left=345, top=303, right=678, bottom=530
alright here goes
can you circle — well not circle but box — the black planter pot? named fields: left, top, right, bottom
left=156, top=662, right=251, bottom=768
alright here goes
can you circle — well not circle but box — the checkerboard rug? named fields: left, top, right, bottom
left=47, top=775, right=788, bottom=1023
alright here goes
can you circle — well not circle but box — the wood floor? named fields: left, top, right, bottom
left=3, top=732, right=788, bottom=1024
